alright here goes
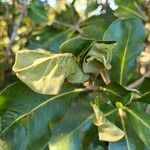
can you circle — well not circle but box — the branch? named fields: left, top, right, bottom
left=128, top=70, right=150, bottom=88
left=54, top=20, right=83, bottom=33
left=6, top=2, right=28, bottom=58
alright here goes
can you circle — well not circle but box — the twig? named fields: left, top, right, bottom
left=6, top=2, right=28, bottom=58
left=128, top=70, right=150, bottom=88
left=54, top=20, right=83, bottom=33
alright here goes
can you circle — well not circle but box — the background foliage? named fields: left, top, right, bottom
left=0, top=0, right=150, bottom=150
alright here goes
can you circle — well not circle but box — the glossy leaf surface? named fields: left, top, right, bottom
left=103, top=18, right=145, bottom=85
left=0, top=82, right=88, bottom=149
left=28, top=27, right=72, bottom=53
left=81, top=10, right=116, bottom=40
left=125, top=107, right=150, bottom=148
left=28, top=0, right=49, bottom=23
left=137, top=78, right=150, bottom=103
left=115, top=0, right=145, bottom=20
left=100, top=82, right=141, bottom=105
left=60, top=36, right=93, bottom=56
left=110, top=109, right=145, bottom=150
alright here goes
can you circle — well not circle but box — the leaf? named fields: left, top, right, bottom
left=137, top=78, right=150, bottom=103
left=86, top=0, right=99, bottom=14
left=60, top=36, right=93, bottom=56
left=100, top=82, right=129, bottom=105
left=83, top=42, right=115, bottom=74
left=109, top=138, right=144, bottom=150
left=100, top=82, right=141, bottom=106
left=0, top=82, right=88, bottom=149
left=111, top=109, right=145, bottom=150
left=49, top=96, right=116, bottom=150
left=90, top=100, right=124, bottom=142
left=81, top=9, right=116, bottom=40
left=28, top=26, right=72, bottom=53
left=103, top=18, right=145, bottom=85
left=125, top=107, right=150, bottom=148
left=12, top=50, right=89, bottom=95
left=114, top=0, right=146, bottom=20
left=55, top=4, right=79, bottom=25
left=28, top=0, right=49, bottom=23
left=0, top=118, right=10, bottom=150
left=49, top=93, right=93, bottom=150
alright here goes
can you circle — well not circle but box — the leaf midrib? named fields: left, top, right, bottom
left=142, top=91, right=150, bottom=97
left=119, top=24, right=132, bottom=84
left=14, top=53, right=73, bottom=72
left=125, top=107, right=150, bottom=129
left=119, top=109, right=131, bottom=150
left=105, top=88, right=122, bottom=98
left=0, top=88, right=89, bottom=136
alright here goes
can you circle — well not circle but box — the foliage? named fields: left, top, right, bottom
left=0, top=0, right=150, bottom=150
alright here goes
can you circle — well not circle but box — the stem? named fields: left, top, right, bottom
left=128, top=70, right=150, bottom=88
left=54, top=20, right=83, bottom=33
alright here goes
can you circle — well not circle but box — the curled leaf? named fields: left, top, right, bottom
left=13, top=50, right=89, bottom=95
left=91, top=100, right=124, bottom=142
left=83, top=42, right=115, bottom=74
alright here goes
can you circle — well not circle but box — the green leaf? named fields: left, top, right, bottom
left=90, top=100, right=124, bottom=142
left=55, top=4, right=79, bottom=25
left=109, top=138, right=144, bottom=150
left=100, top=82, right=141, bottom=106
left=86, top=0, right=99, bottom=14
left=81, top=9, right=116, bottom=40
left=49, top=97, right=117, bottom=150
left=125, top=107, right=150, bottom=148
left=60, top=36, right=93, bottom=56
left=103, top=18, right=145, bottom=85
left=12, top=50, right=89, bottom=95
left=83, top=42, right=115, bottom=74
left=0, top=117, right=10, bottom=150
left=137, top=78, right=150, bottom=103
left=114, top=0, right=146, bottom=20
left=49, top=93, right=93, bottom=150
left=100, top=82, right=129, bottom=105
left=28, top=0, right=49, bottom=23
left=111, top=109, right=145, bottom=150
left=0, top=82, right=88, bottom=149
left=28, top=27, right=72, bottom=53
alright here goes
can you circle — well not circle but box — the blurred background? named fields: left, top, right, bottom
left=0, top=0, right=150, bottom=90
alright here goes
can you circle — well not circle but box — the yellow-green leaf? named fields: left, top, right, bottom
left=0, top=140, right=10, bottom=150
left=13, top=50, right=89, bottom=95
left=91, top=101, right=124, bottom=142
